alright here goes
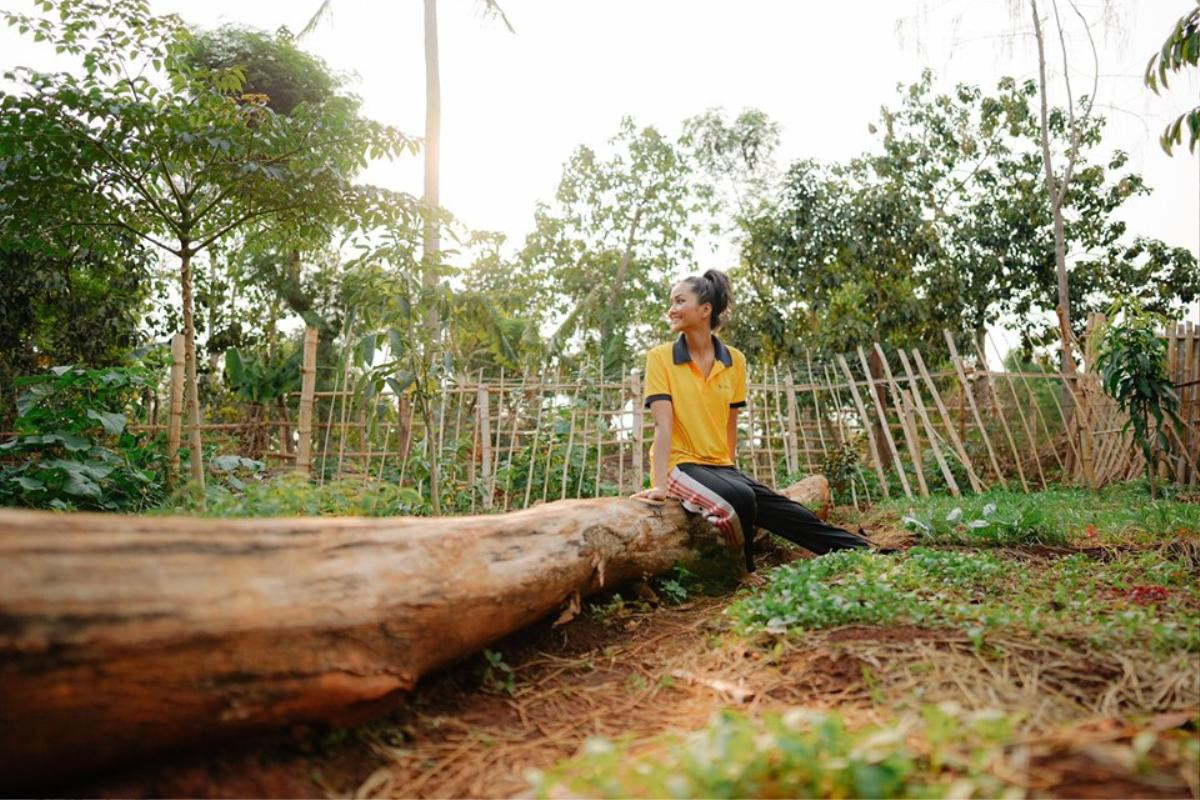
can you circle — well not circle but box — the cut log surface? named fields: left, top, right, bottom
left=0, top=475, right=829, bottom=788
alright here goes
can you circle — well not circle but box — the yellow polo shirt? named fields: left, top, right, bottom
left=643, top=334, right=747, bottom=473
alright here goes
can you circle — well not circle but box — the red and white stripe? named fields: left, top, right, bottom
left=667, top=467, right=743, bottom=547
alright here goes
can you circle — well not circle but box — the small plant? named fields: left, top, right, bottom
left=1095, top=297, right=1183, bottom=497
left=481, top=648, right=516, bottom=696
left=0, top=364, right=166, bottom=511
left=655, top=564, right=697, bottom=604
left=820, top=437, right=862, bottom=505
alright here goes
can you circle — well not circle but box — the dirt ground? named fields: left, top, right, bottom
left=57, top=534, right=1200, bottom=800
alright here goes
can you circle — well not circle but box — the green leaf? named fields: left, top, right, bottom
left=14, top=476, right=46, bottom=491
left=87, top=409, right=127, bottom=435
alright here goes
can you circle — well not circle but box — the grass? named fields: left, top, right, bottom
left=534, top=480, right=1200, bottom=798
left=868, top=482, right=1200, bottom=548
left=728, top=546, right=1200, bottom=652
left=158, top=471, right=425, bottom=517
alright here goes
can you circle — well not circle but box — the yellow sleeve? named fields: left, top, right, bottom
left=643, top=348, right=671, bottom=408
left=730, top=353, right=747, bottom=408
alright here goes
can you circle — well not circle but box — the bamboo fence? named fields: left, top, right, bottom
left=7, top=315, right=1197, bottom=507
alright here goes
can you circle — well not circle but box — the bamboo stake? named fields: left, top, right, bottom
left=617, top=366, right=626, bottom=494
left=758, top=365, right=777, bottom=486
left=576, top=364, right=591, bottom=499
left=503, top=370, right=528, bottom=512
left=785, top=371, right=808, bottom=475
left=942, top=332, right=1006, bottom=489
left=873, top=343, right=928, bottom=497
left=968, top=343, right=1028, bottom=492
left=295, top=328, right=318, bottom=477
left=594, top=356, right=605, bottom=498
left=897, top=349, right=960, bottom=497
left=631, top=368, right=645, bottom=491
left=993, top=337, right=1067, bottom=476
left=334, top=343, right=355, bottom=481
left=910, top=348, right=986, bottom=494
left=166, top=334, right=186, bottom=485
left=836, top=354, right=890, bottom=498
left=807, top=349, right=828, bottom=453
left=491, top=367, right=505, bottom=502
left=745, top=367, right=760, bottom=481
left=523, top=370, right=547, bottom=509
left=857, top=347, right=911, bottom=498
left=477, top=383, right=492, bottom=510
left=976, top=338, right=1045, bottom=490
left=560, top=364, right=582, bottom=500
left=1182, top=322, right=1196, bottom=484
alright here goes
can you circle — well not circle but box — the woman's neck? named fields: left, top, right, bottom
left=684, top=327, right=714, bottom=358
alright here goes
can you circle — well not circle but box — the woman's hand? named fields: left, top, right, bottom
left=630, top=486, right=669, bottom=504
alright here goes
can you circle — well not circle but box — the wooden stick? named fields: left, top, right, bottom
left=617, top=366, right=627, bottom=494
left=166, top=333, right=186, bottom=485
left=334, top=344, right=355, bottom=481
left=631, top=368, right=644, bottom=491
left=968, top=342, right=1028, bottom=492
left=561, top=364, right=583, bottom=499
left=942, top=332, right=1006, bottom=489
left=857, top=347, right=911, bottom=498
left=836, top=354, right=890, bottom=498
left=873, top=343, right=928, bottom=498
left=912, top=346, right=989, bottom=494
left=594, top=356, right=605, bottom=498
left=477, top=383, right=492, bottom=510
left=504, top=371, right=528, bottom=512
left=491, top=368, right=505, bottom=502
left=977, top=339, right=1045, bottom=490
left=785, top=371, right=808, bottom=475
left=897, top=349, right=960, bottom=497
left=807, top=349, right=828, bottom=454
left=523, top=371, right=547, bottom=510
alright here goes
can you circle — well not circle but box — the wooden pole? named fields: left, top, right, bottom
left=873, top=343, right=928, bottom=497
left=943, top=332, right=1006, bottom=489
left=294, top=327, right=318, bottom=476
left=807, top=349, right=828, bottom=453
left=836, top=354, right=890, bottom=498
left=477, top=384, right=492, bottom=510
left=504, top=371, right=528, bottom=512
left=976, top=337, right=1045, bottom=490
left=911, top=348, right=986, bottom=494
left=166, top=334, right=186, bottom=486
left=968, top=342, right=1028, bottom=492
left=631, top=369, right=645, bottom=491
left=897, top=349, right=960, bottom=497
left=856, top=346, right=911, bottom=498
left=594, top=356, right=605, bottom=498
left=784, top=371, right=804, bottom=475
left=523, top=370, right=547, bottom=509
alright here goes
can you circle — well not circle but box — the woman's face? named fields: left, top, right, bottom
left=667, top=282, right=711, bottom=334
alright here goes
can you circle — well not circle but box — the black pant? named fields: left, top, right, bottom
left=667, top=463, right=868, bottom=572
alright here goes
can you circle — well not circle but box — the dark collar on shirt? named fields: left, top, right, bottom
left=673, top=333, right=733, bottom=367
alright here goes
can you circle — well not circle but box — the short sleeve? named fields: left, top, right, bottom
left=643, top=349, right=671, bottom=408
left=730, top=354, right=747, bottom=408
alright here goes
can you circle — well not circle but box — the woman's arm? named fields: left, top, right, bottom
left=632, top=400, right=673, bottom=501
left=727, top=407, right=739, bottom=463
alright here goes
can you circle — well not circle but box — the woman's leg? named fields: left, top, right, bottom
left=668, top=464, right=758, bottom=571
left=734, top=471, right=870, bottom=555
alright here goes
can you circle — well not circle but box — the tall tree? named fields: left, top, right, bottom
left=1, top=1, right=416, bottom=492
left=519, top=117, right=712, bottom=368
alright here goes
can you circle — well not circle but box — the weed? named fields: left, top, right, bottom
left=481, top=648, right=516, bottom=696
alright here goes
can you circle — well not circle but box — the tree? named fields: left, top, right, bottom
left=0, top=1, right=416, bottom=493
left=1145, top=1, right=1200, bottom=155
left=519, top=117, right=712, bottom=369
left=302, top=0, right=514, bottom=340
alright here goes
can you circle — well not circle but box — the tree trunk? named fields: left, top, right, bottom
left=422, top=0, right=441, bottom=339
left=0, top=476, right=829, bottom=789
left=1029, top=0, right=1079, bottom=379
left=179, top=249, right=206, bottom=493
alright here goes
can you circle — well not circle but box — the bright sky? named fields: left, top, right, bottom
left=3, top=0, right=1198, bottom=322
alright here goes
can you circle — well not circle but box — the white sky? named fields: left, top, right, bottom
left=3, top=0, right=1198, bottom=332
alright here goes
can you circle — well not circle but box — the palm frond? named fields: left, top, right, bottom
left=299, top=0, right=335, bottom=39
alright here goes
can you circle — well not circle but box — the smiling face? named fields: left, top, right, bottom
left=667, top=281, right=712, bottom=334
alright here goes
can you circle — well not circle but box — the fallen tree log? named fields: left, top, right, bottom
left=0, top=475, right=830, bottom=788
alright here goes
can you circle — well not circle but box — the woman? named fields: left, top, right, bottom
left=631, top=269, right=872, bottom=580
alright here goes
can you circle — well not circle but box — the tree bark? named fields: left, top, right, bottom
left=0, top=476, right=830, bottom=789
left=179, top=248, right=206, bottom=493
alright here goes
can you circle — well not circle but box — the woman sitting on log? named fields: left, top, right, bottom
left=631, top=269, right=872, bottom=582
